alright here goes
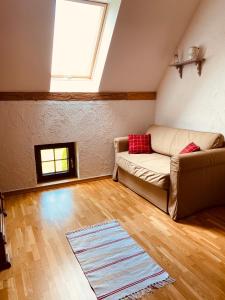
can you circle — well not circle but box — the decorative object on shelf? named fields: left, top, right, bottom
left=169, top=47, right=205, bottom=78
left=173, top=53, right=179, bottom=64
left=0, top=192, right=11, bottom=271
left=188, top=46, right=200, bottom=60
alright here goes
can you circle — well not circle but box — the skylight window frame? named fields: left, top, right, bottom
left=51, top=0, right=108, bottom=81
left=50, top=0, right=121, bottom=92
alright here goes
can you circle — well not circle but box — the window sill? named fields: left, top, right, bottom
left=36, top=177, right=79, bottom=188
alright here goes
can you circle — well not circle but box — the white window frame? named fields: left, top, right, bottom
left=50, top=0, right=121, bottom=92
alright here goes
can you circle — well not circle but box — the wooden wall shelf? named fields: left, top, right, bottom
left=169, top=58, right=205, bottom=78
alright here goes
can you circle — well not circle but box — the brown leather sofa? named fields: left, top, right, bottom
left=113, top=125, right=225, bottom=220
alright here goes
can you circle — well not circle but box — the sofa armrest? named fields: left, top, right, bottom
left=114, top=136, right=129, bottom=153
left=169, top=148, right=225, bottom=220
left=113, top=137, right=128, bottom=181
left=171, top=148, right=225, bottom=172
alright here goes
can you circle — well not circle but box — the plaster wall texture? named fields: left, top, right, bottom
left=0, top=100, right=155, bottom=192
left=0, top=0, right=199, bottom=91
left=155, top=0, right=225, bottom=137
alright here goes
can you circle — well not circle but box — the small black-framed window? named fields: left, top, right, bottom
left=34, top=142, right=76, bottom=183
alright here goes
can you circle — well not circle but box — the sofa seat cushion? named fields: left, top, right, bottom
left=116, top=152, right=170, bottom=189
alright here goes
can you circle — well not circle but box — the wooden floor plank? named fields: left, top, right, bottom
left=0, top=179, right=225, bottom=300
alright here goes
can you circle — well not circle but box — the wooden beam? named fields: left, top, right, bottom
left=0, top=92, right=156, bottom=101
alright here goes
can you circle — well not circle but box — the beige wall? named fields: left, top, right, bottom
left=0, top=100, right=155, bottom=192
left=0, top=0, right=199, bottom=92
left=155, top=0, right=225, bottom=136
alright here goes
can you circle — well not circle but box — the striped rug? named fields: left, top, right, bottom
left=66, top=220, right=174, bottom=300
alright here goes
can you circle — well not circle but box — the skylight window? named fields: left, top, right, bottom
left=51, top=0, right=107, bottom=79
left=50, top=0, right=121, bottom=92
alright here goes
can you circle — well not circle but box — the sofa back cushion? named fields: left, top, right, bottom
left=146, top=125, right=224, bottom=156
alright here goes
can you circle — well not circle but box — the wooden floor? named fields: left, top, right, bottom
left=0, top=179, right=225, bottom=300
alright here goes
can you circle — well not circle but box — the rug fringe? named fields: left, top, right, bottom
left=152, top=276, right=175, bottom=288
left=66, top=219, right=118, bottom=235
left=120, top=276, right=175, bottom=300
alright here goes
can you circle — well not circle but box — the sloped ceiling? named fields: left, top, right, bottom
left=0, top=0, right=55, bottom=92
left=100, top=0, right=200, bottom=91
left=0, top=0, right=200, bottom=92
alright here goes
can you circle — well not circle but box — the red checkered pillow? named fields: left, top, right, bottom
left=180, top=142, right=200, bottom=154
left=128, top=134, right=152, bottom=154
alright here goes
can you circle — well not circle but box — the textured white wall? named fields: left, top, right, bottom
left=155, top=0, right=225, bottom=136
left=0, top=100, right=155, bottom=192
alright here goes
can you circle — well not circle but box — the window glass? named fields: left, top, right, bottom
left=55, top=148, right=68, bottom=160
left=55, top=160, right=69, bottom=172
left=51, top=0, right=107, bottom=79
left=41, top=149, right=54, bottom=161
left=42, top=161, right=55, bottom=174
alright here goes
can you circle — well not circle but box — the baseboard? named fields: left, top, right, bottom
left=4, top=175, right=112, bottom=197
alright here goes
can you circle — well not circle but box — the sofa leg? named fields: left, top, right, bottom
left=112, top=165, right=118, bottom=181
